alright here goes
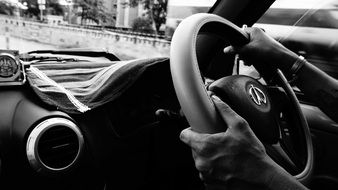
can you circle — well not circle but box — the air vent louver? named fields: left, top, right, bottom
left=38, top=126, right=79, bottom=169
left=26, top=118, right=84, bottom=173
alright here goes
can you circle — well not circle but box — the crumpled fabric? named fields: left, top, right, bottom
left=26, top=57, right=169, bottom=114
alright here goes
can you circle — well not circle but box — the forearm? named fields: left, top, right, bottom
left=295, top=61, right=338, bottom=123
left=238, top=27, right=338, bottom=120
left=274, top=50, right=338, bottom=122
left=264, top=161, right=309, bottom=190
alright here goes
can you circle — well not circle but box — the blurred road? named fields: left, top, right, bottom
left=0, top=35, right=57, bottom=53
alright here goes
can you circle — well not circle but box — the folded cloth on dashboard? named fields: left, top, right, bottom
left=26, top=57, right=169, bottom=114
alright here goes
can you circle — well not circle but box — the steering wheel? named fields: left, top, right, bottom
left=170, top=13, right=313, bottom=184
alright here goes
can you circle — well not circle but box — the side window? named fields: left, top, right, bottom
left=256, top=0, right=338, bottom=79
left=257, top=9, right=306, bottom=26
left=258, top=8, right=338, bottom=29
left=297, top=9, right=338, bottom=28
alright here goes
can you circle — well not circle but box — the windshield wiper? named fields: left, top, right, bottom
left=19, top=55, right=86, bottom=63
left=27, top=49, right=120, bottom=61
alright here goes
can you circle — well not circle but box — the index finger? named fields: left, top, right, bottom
left=211, top=95, right=244, bottom=129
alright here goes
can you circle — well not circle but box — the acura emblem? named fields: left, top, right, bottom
left=248, top=85, right=267, bottom=106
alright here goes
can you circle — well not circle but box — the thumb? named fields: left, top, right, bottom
left=211, top=95, right=244, bottom=130
left=211, top=95, right=257, bottom=139
left=223, top=46, right=237, bottom=55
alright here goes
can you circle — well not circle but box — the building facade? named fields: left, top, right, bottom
left=103, top=0, right=144, bottom=28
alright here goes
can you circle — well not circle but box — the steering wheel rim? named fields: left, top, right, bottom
left=170, top=13, right=313, bottom=184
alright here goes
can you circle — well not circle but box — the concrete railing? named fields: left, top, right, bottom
left=58, top=23, right=170, bottom=40
left=0, top=15, right=171, bottom=59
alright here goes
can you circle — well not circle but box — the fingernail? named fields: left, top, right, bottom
left=179, top=130, right=186, bottom=140
left=223, top=46, right=231, bottom=53
left=211, top=95, right=221, bottom=101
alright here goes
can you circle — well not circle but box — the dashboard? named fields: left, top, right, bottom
left=0, top=58, right=200, bottom=190
left=2, top=49, right=338, bottom=189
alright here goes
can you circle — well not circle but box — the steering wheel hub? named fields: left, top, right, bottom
left=209, top=75, right=280, bottom=144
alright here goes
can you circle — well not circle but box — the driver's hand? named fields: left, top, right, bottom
left=224, top=27, right=299, bottom=75
left=180, top=95, right=277, bottom=188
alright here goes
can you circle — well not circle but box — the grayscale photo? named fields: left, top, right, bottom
left=0, top=0, right=337, bottom=189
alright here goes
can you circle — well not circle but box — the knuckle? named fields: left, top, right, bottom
left=212, top=133, right=229, bottom=145
left=223, top=174, right=235, bottom=182
left=199, top=173, right=205, bottom=181
left=235, top=117, right=249, bottom=130
left=252, top=27, right=263, bottom=33
left=196, top=142, right=211, bottom=156
left=225, top=134, right=236, bottom=142
left=195, top=158, right=211, bottom=172
left=179, top=130, right=187, bottom=141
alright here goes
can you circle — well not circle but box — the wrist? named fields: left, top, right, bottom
left=277, top=50, right=299, bottom=73
left=257, top=157, right=282, bottom=187
left=262, top=158, right=309, bottom=190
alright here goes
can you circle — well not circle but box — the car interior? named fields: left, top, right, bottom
left=0, top=0, right=338, bottom=189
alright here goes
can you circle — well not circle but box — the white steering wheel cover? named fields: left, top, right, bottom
left=170, top=13, right=313, bottom=184
left=170, top=13, right=247, bottom=133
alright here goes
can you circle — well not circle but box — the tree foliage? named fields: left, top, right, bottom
left=22, top=0, right=39, bottom=18
left=23, top=0, right=64, bottom=19
left=127, top=0, right=167, bottom=33
left=74, top=0, right=113, bottom=25
left=20, top=0, right=113, bottom=24
left=46, top=1, right=64, bottom=16
left=0, top=1, right=16, bottom=16
left=131, top=17, right=154, bottom=33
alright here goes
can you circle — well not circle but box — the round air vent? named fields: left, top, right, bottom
left=26, top=117, right=84, bottom=174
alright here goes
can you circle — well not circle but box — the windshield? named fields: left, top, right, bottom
left=2, top=0, right=337, bottom=78
left=237, top=0, right=338, bottom=79
left=0, top=0, right=215, bottom=60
